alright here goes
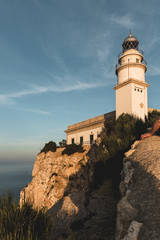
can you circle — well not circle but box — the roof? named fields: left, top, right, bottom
left=65, top=111, right=116, bottom=133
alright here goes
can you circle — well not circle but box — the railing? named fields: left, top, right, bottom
left=118, top=48, right=144, bottom=59
left=115, top=58, right=147, bottom=72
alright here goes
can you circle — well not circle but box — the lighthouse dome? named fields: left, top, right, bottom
left=122, top=33, right=139, bottom=52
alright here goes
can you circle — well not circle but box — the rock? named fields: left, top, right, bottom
left=20, top=144, right=117, bottom=239
left=125, top=149, right=135, bottom=158
left=122, top=221, right=142, bottom=240
left=115, top=196, right=138, bottom=240
left=123, top=160, right=134, bottom=189
left=131, top=141, right=140, bottom=149
left=47, top=190, right=89, bottom=239
left=20, top=146, right=92, bottom=209
left=116, top=136, right=160, bottom=240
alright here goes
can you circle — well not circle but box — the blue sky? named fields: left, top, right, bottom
left=0, top=0, right=160, bottom=161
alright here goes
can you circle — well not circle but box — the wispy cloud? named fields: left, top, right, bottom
left=18, top=108, right=51, bottom=115
left=111, top=14, right=135, bottom=28
left=143, top=35, right=160, bottom=54
left=0, top=80, right=108, bottom=105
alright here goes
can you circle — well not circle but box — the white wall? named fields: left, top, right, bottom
left=67, top=126, right=103, bottom=145
left=116, top=83, right=148, bottom=120
left=118, top=66, right=145, bottom=84
left=116, top=83, right=132, bottom=118
left=132, top=84, right=148, bottom=120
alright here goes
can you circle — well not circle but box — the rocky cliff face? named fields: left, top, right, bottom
left=20, top=144, right=117, bottom=239
left=20, top=136, right=160, bottom=239
left=116, top=136, right=160, bottom=240
left=20, top=146, right=92, bottom=209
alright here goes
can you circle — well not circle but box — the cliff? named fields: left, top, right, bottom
left=20, top=135, right=160, bottom=239
left=20, top=144, right=117, bottom=240
left=116, top=136, right=160, bottom=240
left=20, top=146, right=92, bottom=209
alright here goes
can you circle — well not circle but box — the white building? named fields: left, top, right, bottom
left=65, top=33, right=150, bottom=145
left=114, top=33, right=149, bottom=120
left=65, top=111, right=115, bottom=145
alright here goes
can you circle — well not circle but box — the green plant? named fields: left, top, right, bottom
left=146, top=110, right=160, bottom=128
left=97, top=114, right=146, bottom=163
left=40, top=141, right=57, bottom=153
left=59, top=139, right=67, bottom=148
left=62, top=144, right=84, bottom=156
left=94, top=114, right=147, bottom=191
left=0, top=191, right=52, bottom=240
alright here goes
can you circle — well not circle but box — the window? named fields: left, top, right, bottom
left=80, top=136, right=83, bottom=145
left=134, top=87, right=143, bottom=92
left=71, top=138, right=74, bottom=144
left=136, top=59, right=139, bottom=63
left=90, top=134, right=94, bottom=144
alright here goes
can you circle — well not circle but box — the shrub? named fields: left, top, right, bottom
left=59, top=139, right=67, bottom=148
left=97, top=114, right=147, bottom=164
left=147, top=110, right=160, bottom=128
left=62, top=144, right=84, bottom=156
left=94, top=114, right=147, bottom=192
left=0, top=191, right=52, bottom=240
left=40, top=141, right=57, bottom=153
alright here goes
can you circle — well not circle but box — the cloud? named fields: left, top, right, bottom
left=111, top=14, right=135, bottom=28
left=143, top=35, right=160, bottom=54
left=0, top=80, right=108, bottom=105
left=19, top=108, right=51, bottom=115
left=0, top=95, right=14, bottom=105
left=0, top=86, right=48, bottom=105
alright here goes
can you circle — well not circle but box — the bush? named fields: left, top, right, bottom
left=0, top=192, right=52, bottom=240
left=59, top=139, right=67, bottom=148
left=147, top=110, right=160, bottom=128
left=98, top=113, right=147, bottom=163
left=40, top=141, right=57, bottom=153
left=94, top=114, right=147, bottom=192
left=62, top=144, right=84, bottom=156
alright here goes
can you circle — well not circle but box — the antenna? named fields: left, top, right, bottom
left=130, top=29, right=132, bottom=36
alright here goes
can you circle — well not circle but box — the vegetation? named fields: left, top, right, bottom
left=40, top=141, right=57, bottom=153
left=147, top=110, right=160, bottom=129
left=94, top=113, right=153, bottom=194
left=62, top=144, right=84, bottom=156
left=0, top=191, right=52, bottom=240
left=59, top=139, right=67, bottom=148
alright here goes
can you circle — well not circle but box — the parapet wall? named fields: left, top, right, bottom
left=65, top=111, right=115, bottom=133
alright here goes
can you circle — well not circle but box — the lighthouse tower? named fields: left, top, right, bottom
left=114, top=33, right=150, bottom=120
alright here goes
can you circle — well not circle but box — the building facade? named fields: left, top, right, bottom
left=65, top=111, right=115, bottom=145
left=65, top=33, right=150, bottom=145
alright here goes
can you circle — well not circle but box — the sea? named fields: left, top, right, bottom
left=0, top=161, right=34, bottom=201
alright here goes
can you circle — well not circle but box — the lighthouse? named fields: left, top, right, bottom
left=114, top=33, right=150, bottom=120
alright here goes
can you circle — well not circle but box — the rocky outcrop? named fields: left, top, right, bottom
left=20, top=144, right=117, bottom=239
left=115, top=136, right=160, bottom=240
left=20, top=146, right=92, bottom=209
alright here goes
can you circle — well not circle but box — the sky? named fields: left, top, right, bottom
left=0, top=0, right=160, bottom=162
